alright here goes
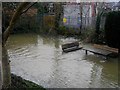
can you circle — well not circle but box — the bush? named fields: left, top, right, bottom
left=58, top=26, right=80, bottom=36
left=105, top=11, right=120, bottom=48
left=80, top=29, right=95, bottom=43
left=11, top=15, right=40, bottom=34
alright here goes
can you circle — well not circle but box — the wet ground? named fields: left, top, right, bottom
left=6, top=33, right=118, bottom=88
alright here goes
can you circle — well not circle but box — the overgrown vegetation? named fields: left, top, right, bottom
left=2, top=74, right=45, bottom=89
left=2, top=2, right=47, bottom=34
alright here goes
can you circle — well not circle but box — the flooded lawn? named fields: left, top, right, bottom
left=6, top=33, right=118, bottom=88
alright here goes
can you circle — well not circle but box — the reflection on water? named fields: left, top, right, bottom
left=6, top=33, right=118, bottom=88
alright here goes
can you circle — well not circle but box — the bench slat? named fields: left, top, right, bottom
left=83, top=48, right=112, bottom=57
left=62, top=41, right=79, bottom=50
left=63, top=47, right=83, bottom=53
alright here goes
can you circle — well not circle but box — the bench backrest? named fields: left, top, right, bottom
left=62, top=42, right=79, bottom=50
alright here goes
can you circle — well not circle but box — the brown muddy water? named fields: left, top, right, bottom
left=6, top=33, right=118, bottom=88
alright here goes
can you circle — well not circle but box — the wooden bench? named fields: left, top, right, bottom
left=62, top=41, right=83, bottom=53
left=93, top=44, right=118, bottom=53
left=82, top=48, right=113, bottom=59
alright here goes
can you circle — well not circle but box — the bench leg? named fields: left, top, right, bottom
left=105, top=56, right=108, bottom=60
left=85, top=50, right=88, bottom=55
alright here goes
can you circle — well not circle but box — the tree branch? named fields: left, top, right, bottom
left=21, top=2, right=37, bottom=15
left=3, top=2, right=31, bottom=46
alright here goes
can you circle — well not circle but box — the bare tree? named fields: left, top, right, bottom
left=2, top=2, right=37, bottom=88
left=54, top=2, right=63, bottom=34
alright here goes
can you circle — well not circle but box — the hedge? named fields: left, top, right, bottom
left=105, top=11, right=120, bottom=48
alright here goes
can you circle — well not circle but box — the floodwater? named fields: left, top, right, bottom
left=6, top=33, right=118, bottom=88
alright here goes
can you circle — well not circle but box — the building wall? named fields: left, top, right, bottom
left=63, top=3, right=96, bottom=29
left=63, top=4, right=80, bottom=28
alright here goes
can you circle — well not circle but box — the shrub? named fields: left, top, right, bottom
left=58, top=26, right=80, bottom=36
left=105, top=11, right=120, bottom=48
left=80, top=29, right=95, bottom=43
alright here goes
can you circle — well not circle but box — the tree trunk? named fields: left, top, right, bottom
left=118, top=48, right=120, bottom=75
left=0, top=44, right=2, bottom=90
left=80, top=3, right=83, bottom=31
left=2, top=2, right=31, bottom=88
left=2, top=46, right=11, bottom=88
